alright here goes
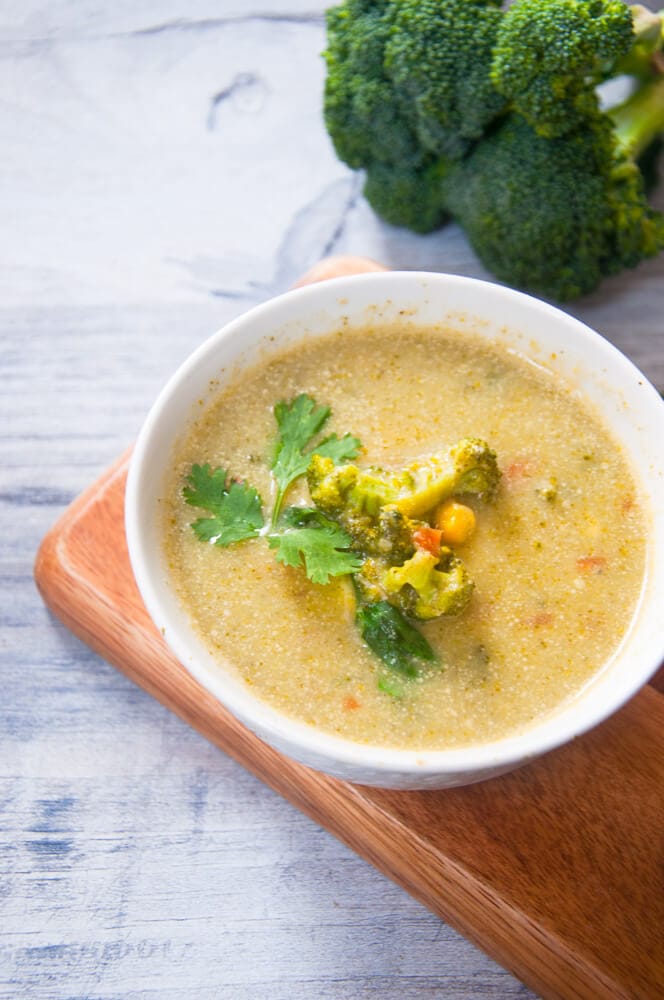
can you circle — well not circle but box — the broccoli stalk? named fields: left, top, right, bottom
left=617, top=4, right=664, bottom=78
left=611, top=73, right=664, bottom=160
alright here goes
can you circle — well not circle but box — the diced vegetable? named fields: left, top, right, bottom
left=434, top=500, right=476, bottom=545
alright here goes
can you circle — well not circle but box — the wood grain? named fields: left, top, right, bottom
left=34, top=257, right=664, bottom=1000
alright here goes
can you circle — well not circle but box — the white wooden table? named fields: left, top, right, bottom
left=2, top=3, right=662, bottom=998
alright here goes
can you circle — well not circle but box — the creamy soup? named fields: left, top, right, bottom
left=162, top=324, right=647, bottom=749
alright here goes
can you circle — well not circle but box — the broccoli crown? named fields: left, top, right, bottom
left=325, top=0, right=505, bottom=167
left=363, top=160, right=449, bottom=234
left=441, top=113, right=664, bottom=301
left=393, top=438, right=501, bottom=517
left=309, top=439, right=500, bottom=540
left=323, top=1, right=423, bottom=170
left=307, top=453, right=399, bottom=553
left=491, top=0, right=635, bottom=138
left=384, top=0, right=506, bottom=159
left=307, top=453, right=396, bottom=514
left=324, top=0, right=506, bottom=233
left=382, top=547, right=473, bottom=620
left=356, top=547, right=473, bottom=620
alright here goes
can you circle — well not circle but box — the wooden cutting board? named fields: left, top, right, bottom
left=35, top=257, right=664, bottom=1000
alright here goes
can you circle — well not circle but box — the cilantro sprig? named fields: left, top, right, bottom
left=183, top=394, right=440, bottom=690
left=184, top=464, right=264, bottom=546
left=182, top=397, right=362, bottom=586
left=268, top=507, right=363, bottom=585
left=270, top=394, right=360, bottom=526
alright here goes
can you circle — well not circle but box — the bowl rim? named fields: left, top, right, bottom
left=125, top=270, right=664, bottom=779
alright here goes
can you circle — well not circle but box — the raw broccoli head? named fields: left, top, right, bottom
left=323, top=0, right=423, bottom=171
left=324, top=0, right=506, bottom=234
left=491, top=0, right=635, bottom=139
left=384, top=0, right=506, bottom=160
left=441, top=110, right=664, bottom=301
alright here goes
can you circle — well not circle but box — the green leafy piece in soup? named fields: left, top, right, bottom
left=162, top=325, right=647, bottom=751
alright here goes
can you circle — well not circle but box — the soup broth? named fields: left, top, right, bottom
left=162, top=324, right=647, bottom=749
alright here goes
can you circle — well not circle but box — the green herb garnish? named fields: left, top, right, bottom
left=268, top=507, right=363, bottom=585
left=270, top=394, right=360, bottom=526
left=183, top=464, right=264, bottom=546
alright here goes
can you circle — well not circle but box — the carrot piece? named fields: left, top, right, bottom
left=524, top=611, right=554, bottom=628
left=505, top=457, right=536, bottom=481
left=576, top=555, right=607, bottom=574
left=343, top=695, right=361, bottom=711
left=412, top=526, right=443, bottom=557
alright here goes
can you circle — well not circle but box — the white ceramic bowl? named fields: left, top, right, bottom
left=125, top=272, right=664, bottom=789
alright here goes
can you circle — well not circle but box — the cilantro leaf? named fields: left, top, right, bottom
left=268, top=506, right=363, bottom=585
left=184, top=463, right=264, bottom=546
left=270, top=394, right=361, bottom=526
left=356, top=600, right=437, bottom=678
left=272, top=394, right=330, bottom=491
left=313, top=432, right=362, bottom=466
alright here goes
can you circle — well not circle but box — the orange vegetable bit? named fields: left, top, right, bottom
left=523, top=610, right=554, bottom=628
left=434, top=500, right=476, bottom=546
left=412, top=526, right=443, bottom=557
left=505, top=457, right=537, bottom=481
left=342, top=695, right=361, bottom=711
left=576, top=555, right=607, bottom=574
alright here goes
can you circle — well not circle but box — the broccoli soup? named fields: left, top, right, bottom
left=162, top=324, right=647, bottom=750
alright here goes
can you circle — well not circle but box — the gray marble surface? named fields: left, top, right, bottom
left=2, top=3, right=662, bottom=998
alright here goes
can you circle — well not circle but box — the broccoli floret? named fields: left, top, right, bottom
left=357, top=547, right=473, bottom=621
left=323, top=0, right=423, bottom=171
left=491, top=0, right=634, bottom=139
left=441, top=100, right=664, bottom=301
left=392, top=439, right=501, bottom=518
left=363, top=160, right=449, bottom=234
left=307, top=453, right=427, bottom=559
left=307, top=454, right=396, bottom=516
left=308, top=440, right=499, bottom=628
left=324, top=0, right=506, bottom=233
left=384, top=0, right=506, bottom=160
left=372, top=506, right=418, bottom=562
